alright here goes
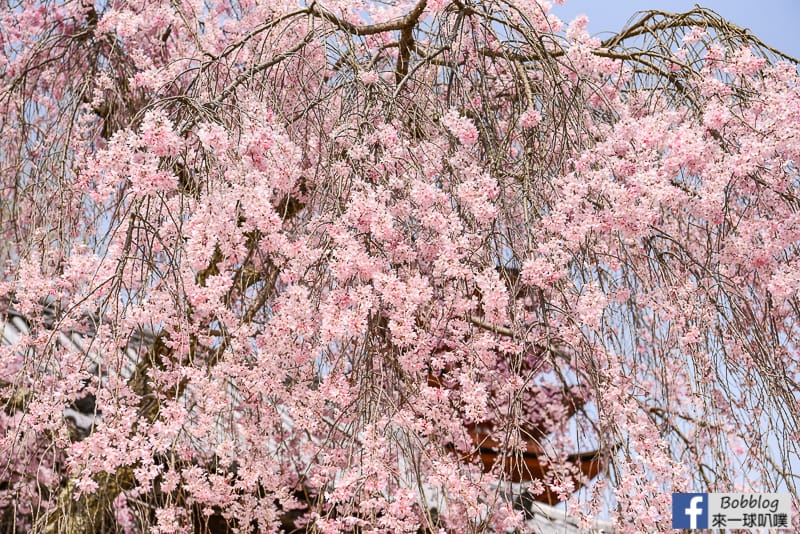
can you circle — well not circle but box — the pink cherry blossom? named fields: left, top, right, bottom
left=1, top=2, right=799, bottom=533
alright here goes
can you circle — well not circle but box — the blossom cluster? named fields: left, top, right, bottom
left=1, top=1, right=798, bottom=532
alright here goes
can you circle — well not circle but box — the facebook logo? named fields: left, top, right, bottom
left=673, top=493, right=709, bottom=529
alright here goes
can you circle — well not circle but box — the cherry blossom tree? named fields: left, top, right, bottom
left=1, top=0, right=799, bottom=532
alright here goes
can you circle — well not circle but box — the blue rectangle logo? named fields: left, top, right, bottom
left=673, top=493, right=709, bottom=529
left=672, top=493, right=792, bottom=530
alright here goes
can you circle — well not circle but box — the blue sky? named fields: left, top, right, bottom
left=552, top=1, right=800, bottom=59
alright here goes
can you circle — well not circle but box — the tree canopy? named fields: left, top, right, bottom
left=1, top=1, right=799, bottom=532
